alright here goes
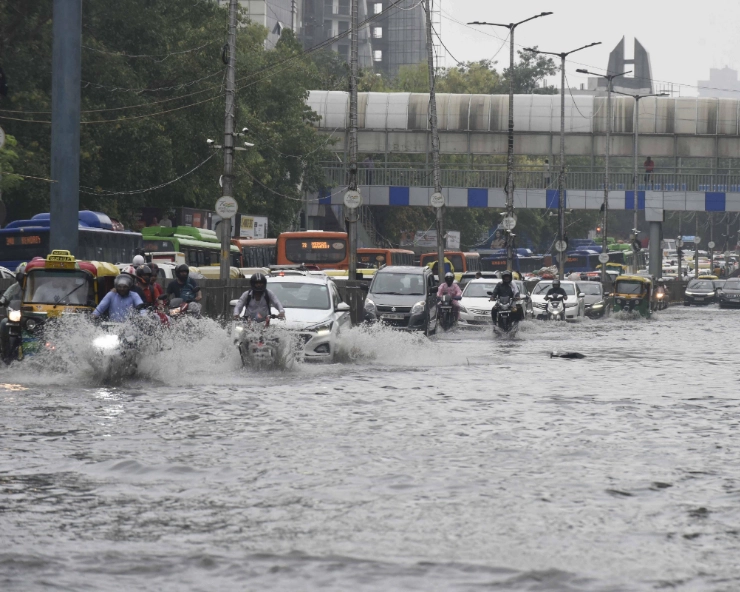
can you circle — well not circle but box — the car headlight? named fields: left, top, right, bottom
left=93, top=334, right=120, bottom=350
left=565, top=301, right=578, bottom=308
left=308, top=320, right=334, bottom=335
left=592, top=302, right=604, bottom=309
left=410, top=301, right=425, bottom=315
left=458, top=304, right=467, bottom=313
left=708, top=292, right=715, bottom=296
left=364, top=298, right=376, bottom=314
left=8, top=310, right=21, bottom=322
left=685, top=291, right=694, bottom=296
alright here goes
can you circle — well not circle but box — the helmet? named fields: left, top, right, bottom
left=175, top=264, right=189, bottom=280
left=15, top=262, right=26, bottom=274
left=444, top=271, right=454, bottom=286
left=114, top=274, right=133, bottom=292
left=132, top=255, right=146, bottom=266
left=553, top=279, right=561, bottom=287
left=250, top=272, right=267, bottom=293
left=136, top=265, right=152, bottom=278
left=502, top=270, right=513, bottom=282
left=121, top=265, right=136, bottom=277
left=15, top=262, right=26, bottom=284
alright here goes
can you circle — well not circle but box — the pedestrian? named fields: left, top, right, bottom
left=362, top=155, right=375, bottom=185
left=543, top=158, right=551, bottom=188
left=644, top=156, right=655, bottom=185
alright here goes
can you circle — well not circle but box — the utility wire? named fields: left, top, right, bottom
left=81, top=40, right=216, bottom=61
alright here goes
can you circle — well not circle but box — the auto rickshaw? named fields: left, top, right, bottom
left=5, top=250, right=119, bottom=361
left=612, top=275, right=653, bottom=318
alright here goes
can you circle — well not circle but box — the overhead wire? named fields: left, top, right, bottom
left=81, top=40, right=216, bottom=62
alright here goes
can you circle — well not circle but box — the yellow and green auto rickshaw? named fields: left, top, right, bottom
left=5, top=250, right=119, bottom=360
left=612, top=275, right=653, bottom=318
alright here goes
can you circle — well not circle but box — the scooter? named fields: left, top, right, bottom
left=230, top=303, right=294, bottom=369
left=653, top=289, right=668, bottom=311
left=492, top=296, right=519, bottom=336
left=545, top=294, right=566, bottom=321
left=90, top=322, right=141, bottom=381
left=168, top=297, right=202, bottom=319
left=437, top=294, right=457, bottom=331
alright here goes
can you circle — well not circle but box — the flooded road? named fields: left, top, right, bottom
left=2, top=306, right=740, bottom=591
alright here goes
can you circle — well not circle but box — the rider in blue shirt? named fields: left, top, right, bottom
left=93, top=275, right=145, bottom=322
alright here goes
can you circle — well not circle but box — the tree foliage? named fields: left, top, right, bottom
left=0, top=0, right=333, bottom=233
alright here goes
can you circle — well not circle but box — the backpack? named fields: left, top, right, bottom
left=244, top=289, right=271, bottom=313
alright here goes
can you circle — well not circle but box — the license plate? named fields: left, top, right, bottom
left=475, top=315, right=490, bottom=322
left=381, top=314, right=404, bottom=320
left=695, top=297, right=704, bottom=301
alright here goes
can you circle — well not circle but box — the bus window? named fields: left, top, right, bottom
left=197, top=250, right=205, bottom=266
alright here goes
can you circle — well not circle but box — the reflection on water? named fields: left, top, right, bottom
left=1, top=306, right=740, bottom=591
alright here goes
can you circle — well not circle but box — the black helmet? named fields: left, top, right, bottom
left=136, top=265, right=152, bottom=278
left=175, top=264, right=189, bottom=281
left=114, top=274, right=133, bottom=292
left=553, top=279, right=561, bottom=287
left=444, top=271, right=454, bottom=286
left=250, top=272, right=267, bottom=293
left=502, top=270, right=512, bottom=282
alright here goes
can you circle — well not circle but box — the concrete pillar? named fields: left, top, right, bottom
left=649, top=221, right=662, bottom=278
left=50, top=0, right=83, bottom=254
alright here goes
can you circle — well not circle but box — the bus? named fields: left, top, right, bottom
left=233, top=238, right=277, bottom=268
left=419, top=251, right=481, bottom=274
left=141, top=226, right=242, bottom=267
left=276, top=231, right=349, bottom=270
left=0, top=211, right=142, bottom=269
left=357, top=248, right=415, bottom=268
left=481, top=253, right=545, bottom=273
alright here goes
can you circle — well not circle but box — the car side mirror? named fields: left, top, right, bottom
left=336, top=302, right=350, bottom=312
left=486, top=291, right=493, bottom=296
left=578, top=293, right=585, bottom=298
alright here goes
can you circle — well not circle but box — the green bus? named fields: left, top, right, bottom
left=141, top=226, right=242, bottom=267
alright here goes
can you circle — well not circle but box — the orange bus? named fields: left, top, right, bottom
left=276, top=231, right=349, bottom=270
left=232, top=238, right=277, bottom=268
left=419, top=251, right=481, bottom=274
left=357, top=248, right=415, bottom=268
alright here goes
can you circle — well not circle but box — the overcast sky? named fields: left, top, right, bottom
left=436, top=1, right=740, bottom=96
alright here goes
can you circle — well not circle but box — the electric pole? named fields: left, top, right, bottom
left=525, top=42, right=600, bottom=280
left=219, top=0, right=238, bottom=280
left=470, top=13, right=552, bottom=272
left=346, top=0, right=359, bottom=282
left=425, top=0, right=444, bottom=281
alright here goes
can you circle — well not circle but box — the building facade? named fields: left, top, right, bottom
left=698, top=67, right=740, bottom=99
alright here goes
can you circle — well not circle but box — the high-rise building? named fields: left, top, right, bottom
left=301, top=0, right=373, bottom=68
left=217, top=0, right=300, bottom=49
left=698, top=67, right=740, bottom=99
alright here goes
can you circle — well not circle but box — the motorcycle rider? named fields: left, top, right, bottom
left=0, top=263, right=26, bottom=358
left=490, top=270, right=521, bottom=323
left=233, top=272, right=285, bottom=322
left=654, top=279, right=667, bottom=308
left=147, top=263, right=165, bottom=300
left=437, top=272, right=462, bottom=320
left=545, top=278, right=568, bottom=302
left=93, top=274, right=146, bottom=322
left=166, top=264, right=202, bottom=303
left=134, top=265, right=157, bottom=307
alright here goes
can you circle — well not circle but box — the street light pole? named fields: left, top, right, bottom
left=220, top=0, right=238, bottom=280
left=525, top=42, right=600, bottom=280
left=577, top=68, right=630, bottom=282
left=470, top=12, right=553, bottom=271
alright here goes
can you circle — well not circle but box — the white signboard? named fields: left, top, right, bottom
left=414, top=229, right=438, bottom=248
left=598, top=253, right=610, bottom=263
left=446, top=231, right=461, bottom=250
left=239, top=215, right=268, bottom=239
left=343, top=190, right=362, bottom=209
left=430, top=192, right=445, bottom=208
left=215, top=196, right=238, bottom=219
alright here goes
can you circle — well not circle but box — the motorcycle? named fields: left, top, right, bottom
left=231, top=306, right=294, bottom=369
left=653, top=289, right=668, bottom=311
left=492, top=295, right=519, bottom=336
left=545, top=294, right=566, bottom=321
left=90, top=321, right=141, bottom=381
left=167, top=297, right=202, bottom=319
left=437, top=294, right=457, bottom=331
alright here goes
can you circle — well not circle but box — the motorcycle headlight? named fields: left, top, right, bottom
left=411, top=301, right=425, bottom=315
left=308, top=320, right=334, bottom=335
left=169, top=307, right=182, bottom=316
left=93, top=334, right=120, bottom=350
left=364, top=298, right=376, bottom=314
left=8, top=310, right=21, bottom=322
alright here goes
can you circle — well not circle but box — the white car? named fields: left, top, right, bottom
left=458, top=279, right=501, bottom=325
left=261, top=274, right=351, bottom=362
left=530, top=280, right=586, bottom=320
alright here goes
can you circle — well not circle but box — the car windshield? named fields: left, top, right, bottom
left=724, top=279, right=740, bottom=290
left=532, top=282, right=576, bottom=296
left=371, top=273, right=425, bottom=296
left=687, top=280, right=714, bottom=291
left=615, top=280, right=645, bottom=295
left=579, top=283, right=602, bottom=295
left=267, top=282, right=330, bottom=310
left=24, top=270, right=93, bottom=305
left=463, top=282, right=499, bottom=298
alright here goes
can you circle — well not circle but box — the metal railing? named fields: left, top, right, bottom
left=322, top=163, right=740, bottom=192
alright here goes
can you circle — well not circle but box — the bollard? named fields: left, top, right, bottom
left=345, top=280, right=366, bottom=326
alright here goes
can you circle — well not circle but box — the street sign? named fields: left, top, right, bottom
left=343, top=189, right=362, bottom=209
left=215, top=196, right=238, bottom=219
left=694, top=236, right=701, bottom=245
left=708, top=241, right=716, bottom=249
left=554, top=240, right=568, bottom=253
left=430, top=192, right=445, bottom=208
left=676, top=239, right=684, bottom=248
left=598, top=253, right=610, bottom=263
left=502, top=216, right=516, bottom=231
left=0, top=126, right=5, bottom=150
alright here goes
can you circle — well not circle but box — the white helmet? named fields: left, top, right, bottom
left=132, top=255, right=146, bottom=266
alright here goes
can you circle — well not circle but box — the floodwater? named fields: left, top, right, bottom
left=2, top=306, right=740, bottom=591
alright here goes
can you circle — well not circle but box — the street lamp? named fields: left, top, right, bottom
left=613, top=89, right=668, bottom=271
left=576, top=67, right=631, bottom=282
left=469, top=12, right=553, bottom=271
left=525, top=42, right=601, bottom=280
